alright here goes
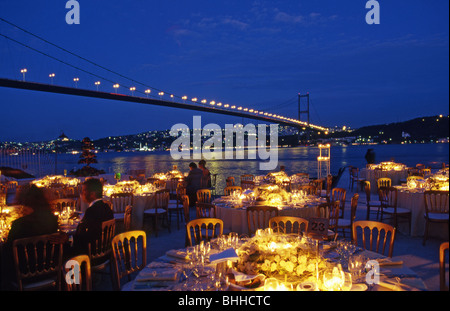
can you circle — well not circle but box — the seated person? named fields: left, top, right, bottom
left=72, top=178, right=114, bottom=257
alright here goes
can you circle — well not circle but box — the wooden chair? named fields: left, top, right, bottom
left=111, top=231, right=147, bottom=291
left=309, top=179, right=323, bottom=193
left=295, top=173, right=309, bottom=179
left=420, top=168, right=432, bottom=178
left=314, top=200, right=340, bottom=241
left=224, top=186, right=243, bottom=196
left=123, top=205, right=132, bottom=232
left=240, top=180, right=255, bottom=190
left=168, top=186, right=186, bottom=230
left=50, top=198, right=78, bottom=213
left=186, top=218, right=223, bottom=247
left=337, top=193, right=359, bottom=238
left=153, top=180, right=166, bottom=189
left=144, top=189, right=170, bottom=237
left=240, top=174, right=254, bottom=183
left=319, top=174, right=333, bottom=198
left=196, top=202, right=216, bottom=218
left=331, top=187, right=346, bottom=218
left=440, top=241, right=449, bottom=291
left=246, top=206, right=279, bottom=236
left=64, top=255, right=92, bottom=291
left=196, top=189, right=212, bottom=203
left=349, top=167, right=365, bottom=191
left=269, top=216, right=309, bottom=235
left=12, top=233, right=64, bottom=291
left=377, top=178, right=391, bottom=190
left=364, top=181, right=381, bottom=220
left=299, top=185, right=317, bottom=196
left=181, top=195, right=191, bottom=247
left=226, top=176, right=235, bottom=187
left=87, top=219, right=116, bottom=285
left=423, top=191, right=449, bottom=245
left=352, top=220, right=396, bottom=258
left=110, top=193, right=134, bottom=224
left=379, top=186, right=411, bottom=234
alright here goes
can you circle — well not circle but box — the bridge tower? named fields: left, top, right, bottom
left=298, top=92, right=310, bottom=143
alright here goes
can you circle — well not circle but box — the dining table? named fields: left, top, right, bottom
left=360, top=167, right=408, bottom=195
left=126, top=233, right=428, bottom=292
left=393, top=186, right=449, bottom=239
left=212, top=194, right=326, bottom=235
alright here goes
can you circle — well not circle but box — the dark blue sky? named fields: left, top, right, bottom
left=0, top=0, right=448, bottom=142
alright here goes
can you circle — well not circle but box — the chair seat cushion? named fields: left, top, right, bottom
left=144, top=208, right=167, bottom=215
left=383, top=207, right=411, bottom=214
left=424, top=213, right=449, bottom=221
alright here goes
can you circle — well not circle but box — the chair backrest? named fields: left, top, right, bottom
left=226, top=176, right=235, bottom=187
left=154, top=179, right=166, bottom=189
left=64, top=255, right=92, bottom=291
left=240, top=180, right=256, bottom=190
left=331, top=187, right=346, bottom=216
left=317, top=201, right=340, bottom=230
left=123, top=205, right=132, bottom=232
left=309, top=179, right=323, bottom=192
left=269, top=216, right=309, bottom=235
left=196, top=202, right=216, bottom=218
left=224, top=186, right=243, bottom=196
left=364, top=181, right=372, bottom=203
left=50, top=198, right=78, bottom=213
left=420, top=168, right=432, bottom=178
left=246, top=206, right=279, bottom=236
left=12, top=233, right=64, bottom=291
left=378, top=186, right=398, bottom=208
left=186, top=218, right=223, bottom=247
left=352, top=220, right=396, bottom=258
left=424, top=191, right=449, bottom=216
left=154, top=189, right=170, bottom=210
left=111, top=230, right=147, bottom=291
left=299, top=185, right=317, bottom=196
left=110, top=193, right=134, bottom=214
left=240, top=174, right=254, bottom=183
left=440, top=242, right=449, bottom=291
left=377, top=178, right=392, bottom=189
left=325, top=175, right=333, bottom=195
left=196, top=189, right=212, bottom=203
left=350, top=167, right=359, bottom=178
left=349, top=193, right=360, bottom=225
left=88, top=219, right=116, bottom=263
left=181, top=195, right=190, bottom=223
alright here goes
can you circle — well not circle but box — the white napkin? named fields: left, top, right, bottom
left=135, top=267, right=178, bottom=282
left=166, top=249, right=190, bottom=261
left=209, top=248, right=239, bottom=264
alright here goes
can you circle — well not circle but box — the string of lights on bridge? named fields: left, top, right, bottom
left=1, top=17, right=328, bottom=132
left=16, top=66, right=328, bottom=132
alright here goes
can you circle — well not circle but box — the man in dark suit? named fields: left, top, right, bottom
left=185, top=162, right=203, bottom=207
left=72, top=178, right=114, bottom=255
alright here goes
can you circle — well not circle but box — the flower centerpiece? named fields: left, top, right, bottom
left=235, top=231, right=329, bottom=286
left=253, top=185, right=289, bottom=207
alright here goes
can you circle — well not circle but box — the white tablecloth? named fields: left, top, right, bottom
left=80, top=193, right=155, bottom=230
left=213, top=196, right=325, bottom=235
left=361, top=169, right=408, bottom=194
left=394, top=187, right=448, bottom=239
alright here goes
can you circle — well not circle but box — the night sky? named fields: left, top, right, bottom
left=0, top=0, right=448, bottom=142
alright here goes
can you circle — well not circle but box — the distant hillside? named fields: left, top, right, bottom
left=332, top=115, right=449, bottom=143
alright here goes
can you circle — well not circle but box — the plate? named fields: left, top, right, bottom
left=351, top=283, right=368, bottom=291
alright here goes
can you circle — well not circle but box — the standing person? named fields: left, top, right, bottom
left=198, top=159, right=211, bottom=189
left=365, top=148, right=376, bottom=165
left=72, top=178, right=114, bottom=255
left=185, top=162, right=203, bottom=207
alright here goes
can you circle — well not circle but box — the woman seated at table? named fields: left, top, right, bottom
left=1, top=184, right=59, bottom=289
